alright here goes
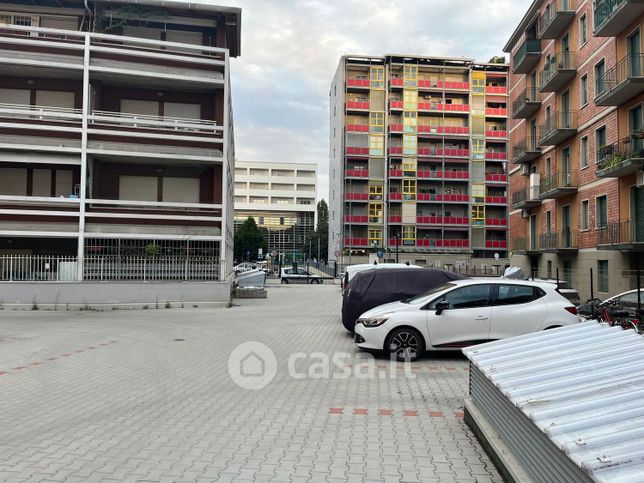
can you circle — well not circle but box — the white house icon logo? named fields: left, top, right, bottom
left=228, top=342, right=277, bottom=390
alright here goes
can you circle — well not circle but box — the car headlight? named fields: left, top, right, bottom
left=357, top=313, right=393, bottom=327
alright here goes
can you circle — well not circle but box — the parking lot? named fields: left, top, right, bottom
left=0, top=282, right=499, bottom=482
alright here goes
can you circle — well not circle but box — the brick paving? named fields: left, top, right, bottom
left=0, top=282, right=500, bottom=482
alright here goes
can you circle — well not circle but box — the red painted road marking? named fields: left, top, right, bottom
left=378, top=409, right=393, bottom=416
left=329, top=408, right=343, bottom=414
left=429, top=411, right=444, bottom=417
left=403, top=410, right=418, bottom=417
left=353, top=408, right=368, bottom=415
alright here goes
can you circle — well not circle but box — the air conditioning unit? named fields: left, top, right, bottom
left=521, top=208, right=530, bottom=219
left=521, top=164, right=531, bottom=175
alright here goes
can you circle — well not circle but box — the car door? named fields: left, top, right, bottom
left=617, top=291, right=642, bottom=317
left=489, top=284, right=547, bottom=340
left=424, top=284, right=493, bottom=348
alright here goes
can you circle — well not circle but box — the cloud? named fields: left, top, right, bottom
left=225, top=0, right=533, bottom=200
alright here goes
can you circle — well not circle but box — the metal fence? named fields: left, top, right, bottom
left=0, top=255, right=221, bottom=282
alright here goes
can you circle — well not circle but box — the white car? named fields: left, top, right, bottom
left=280, top=267, right=322, bottom=284
left=354, top=279, right=580, bottom=361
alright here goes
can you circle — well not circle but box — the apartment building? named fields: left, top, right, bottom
left=506, top=0, right=644, bottom=299
left=329, top=55, right=510, bottom=271
left=0, top=0, right=240, bottom=283
left=234, top=161, right=316, bottom=262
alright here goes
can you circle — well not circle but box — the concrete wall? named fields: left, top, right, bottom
left=0, top=281, right=232, bottom=310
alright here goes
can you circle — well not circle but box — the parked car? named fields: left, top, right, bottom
left=341, top=268, right=465, bottom=332
left=280, top=267, right=322, bottom=284
left=341, top=262, right=421, bottom=293
left=354, top=279, right=580, bottom=361
left=599, top=289, right=644, bottom=318
left=532, top=278, right=581, bottom=306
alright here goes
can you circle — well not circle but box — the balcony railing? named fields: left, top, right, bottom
left=485, top=196, right=507, bottom=204
left=417, top=170, right=469, bottom=180
left=485, top=173, right=507, bottom=183
left=416, top=193, right=470, bottom=203
left=344, top=192, right=369, bottom=201
left=485, top=129, right=508, bottom=138
left=539, top=111, right=577, bottom=146
left=539, top=170, right=578, bottom=198
left=0, top=102, right=82, bottom=122
left=346, top=78, right=370, bottom=88
left=594, top=0, right=644, bottom=36
left=595, top=54, right=644, bottom=106
left=596, top=136, right=644, bottom=177
left=345, top=169, right=369, bottom=178
left=417, top=103, right=470, bottom=113
left=539, top=0, right=576, bottom=39
left=485, top=107, right=508, bottom=117
left=89, top=110, right=220, bottom=135
left=418, top=80, right=470, bottom=90
left=344, top=215, right=368, bottom=223
left=485, top=86, right=508, bottom=95
left=539, top=52, right=577, bottom=91
left=417, top=125, right=469, bottom=136
left=512, top=136, right=541, bottom=163
left=486, top=218, right=507, bottom=226
left=346, top=101, right=369, bottom=110
left=344, top=238, right=369, bottom=247
left=539, top=229, right=578, bottom=251
left=347, top=124, right=369, bottom=133
left=597, top=220, right=644, bottom=247
left=485, top=240, right=508, bottom=248
left=485, top=151, right=507, bottom=160
left=416, top=239, right=469, bottom=248
left=511, top=187, right=541, bottom=208
left=512, top=87, right=541, bottom=119
left=513, top=38, right=541, bottom=74
left=417, top=216, right=469, bottom=225
left=346, top=147, right=369, bottom=156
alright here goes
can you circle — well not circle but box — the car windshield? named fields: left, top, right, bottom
left=401, top=282, right=456, bottom=304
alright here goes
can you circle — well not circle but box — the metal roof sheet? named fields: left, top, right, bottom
left=464, top=321, right=644, bottom=482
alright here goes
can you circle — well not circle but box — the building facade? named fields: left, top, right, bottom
left=329, top=55, right=510, bottom=271
left=0, top=0, right=240, bottom=282
left=506, top=0, right=644, bottom=299
left=234, top=161, right=316, bottom=263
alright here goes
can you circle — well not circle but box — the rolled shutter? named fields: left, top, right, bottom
left=32, top=169, right=52, bottom=197
left=164, top=102, right=201, bottom=119
left=35, top=90, right=75, bottom=109
left=165, top=30, right=202, bottom=45
left=402, top=202, right=416, bottom=224
left=0, top=88, right=30, bottom=105
left=55, top=170, right=73, bottom=197
left=0, top=168, right=27, bottom=196
left=122, top=26, right=161, bottom=40
left=120, top=99, right=159, bottom=117
left=119, top=175, right=157, bottom=201
left=40, top=16, right=78, bottom=30
left=162, top=177, right=199, bottom=203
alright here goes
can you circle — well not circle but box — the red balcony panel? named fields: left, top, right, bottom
left=444, top=81, right=470, bottom=90
left=485, top=130, right=507, bottom=138
left=389, top=192, right=402, bottom=200
left=345, top=215, right=368, bottom=223
left=390, top=78, right=403, bottom=87
left=417, top=193, right=432, bottom=201
left=347, top=78, right=370, bottom=88
left=436, top=194, right=470, bottom=202
left=417, top=102, right=431, bottom=111
left=345, top=238, right=369, bottom=247
left=445, top=217, right=469, bottom=225
left=388, top=169, right=403, bottom=177
left=485, top=86, right=507, bottom=95
left=442, top=103, right=470, bottom=112
left=485, top=173, right=507, bottom=183
left=346, top=124, right=369, bottom=133
left=345, top=169, right=369, bottom=178
left=346, top=147, right=369, bottom=156
left=421, top=239, right=469, bottom=248
left=347, top=101, right=369, bottom=110
left=441, top=126, right=469, bottom=135
left=390, top=100, right=403, bottom=109
left=485, top=196, right=508, bottom=204
left=388, top=147, right=403, bottom=155
left=388, top=215, right=402, bottom=223
left=485, top=107, right=508, bottom=117
left=485, top=152, right=507, bottom=160
left=486, top=218, right=507, bottom=226
left=389, top=123, right=403, bottom=132
left=443, top=148, right=469, bottom=158
left=485, top=240, right=508, bottom=248
left=345, top=192, right=369, bottom=201
left=417, top=147, right=432, bottom=156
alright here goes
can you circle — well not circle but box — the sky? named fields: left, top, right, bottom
left=225, top=0, right=533, bottom=201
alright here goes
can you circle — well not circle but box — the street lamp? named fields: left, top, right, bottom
left=393, top=234, right=399, bottom=264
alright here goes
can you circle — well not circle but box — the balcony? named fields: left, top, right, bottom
left=388, top=215, right=402, bottom=223
left=539, top=52, right=577, bottom=92
left=390, top=100, right=404, bottom=110
left=390, top=78, right=404, bottom=87
left=389, top=192, right=403, bottom=201
left=485, top=196, right=507, bottom=205
left=346, top=101, right=369, bottom=111
left=417, top=193, right=469, bottom=203
left=345, top=169, right=369, bottom=178
left=388, top=169, right=403, bottom=178
left=346, top=124, right=369, bottom=133
left=389, top=124, right=403, bottom=133
left=513, top=237, right=541, bottom=254
left=512, top=87, right=541, bottom=119
left=539, top=111, right=577, bottom=146
left=418, top=103, right=470, bottom=114
left=539, top=229, right=579, bottom=253
left=344, top=215, right=368, bottom=223
left=511, top=187, right=542, bottom=209
left=346, top=147, right=369, bottom=157
left=485, top=107, right=508, bottom=117
left=417, top=216, right=469, bottom=225
left=539, top=170, right=577, bottom=199
left=485, top=240, right=508, bottom=249
left=416, top=239, right=469, bottom=249
left=596, top=136, right=644, bottom=177
left=597, top=220, right=644, bottom=251
left=344, top=192, right=369, bottom=201
left=485, top=218, right=508, bottom=227
left=417, top=170, right=469, bottom=180
left=594, top=0, right=644, bottom=37
left=345, top=238, right=368, bottom=247
left=417, top=147, right=469, bottom=158
left=595, top=54, right=644, bottom=106
left=539, top=0, right=576, bottom=39
left=418, top=125, right=469, bottom=137
left=485, top=173, right=508, bottom=183
left=486, top=130, right=508, bottom=139
left=486, top=86, right=508, bottom=95
left=418, top=80, right=470, bottom=91
left=486, top=151, right=507, bottom=161
left=346, top=78, right=370, bottom=88
left=388, top=146, right=403, bottom=156
left=512, top=137, right=541, bottom=164
left=512, top=38, right=541, bottom=74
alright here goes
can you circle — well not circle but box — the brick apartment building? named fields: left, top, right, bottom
left=0, top=0, right=239, bottom=286
left=329, top=55, right=510, bottom=272
left=506, top=0, right=644, bottom=299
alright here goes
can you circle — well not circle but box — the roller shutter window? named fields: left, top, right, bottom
left=0, top=88, right=30, bottom=106
left=54, top=169, right=73, bottom=197
left=119, top=175, right=157, bottom=201
left=0, top=168, right=27, bottom=196
left=162, top=177, right=199, bottom=203
left=40, top=16, right=78, bottom=30
left=120, top=99, right=160, bottom=117
left=402, top=202, right=416, bottom=224
left=32, top=169, right=52, bottom=197
left=165, top=30, right=203, bottom=54
left=164, top=102, right=201, bottom=120
left=35, top=90, right=75, bottom=109
left=122, top=26, right=161, bottom=40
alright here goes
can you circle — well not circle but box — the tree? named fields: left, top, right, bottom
left=234, top=217, right=267, bottom=262
left=316, top=199, right=329, bottom=261
left=488, top=56, right=506, bottom=64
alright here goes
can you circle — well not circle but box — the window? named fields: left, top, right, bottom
left=402, top=225, right=416, bottom=241
left=368, top=203, right=383, bottom=223
left=471, top=139, right=485, bottom=159
left=595, top=126, right=607, bottom=163
left=495, top=285, right=544, bottom=306
left=403, top=111, right=417, bottom=133
left=403, top=89, right=418, bottom=110
left=596, top=195, right=608, bottom=228
left=370, top=66, right=384, bottom=88
left=580, top=75, right=588, bottom=107
left=547, top=260, right=552, bottom=279
left=595, top=60, right=606, bottom=96
left=429, top=284, right=492, bottom=310
left=370, top=112, right=384, bottom=133
left=598, top=260, right=609, bottom=292
left=403, top=65, right=418, bottom=87
left=581, top=136, right=589, bottom=168
left=403, top=179, right=417, bottom=200
left=581, top=199, right=589, bottom=230
left=402, top=134, right=417, bottom=155
left=579, top=14, right=587, bottom=45
left=369, top=135, right=384, bottom=156
left=545, top=210, right=551, bottom=233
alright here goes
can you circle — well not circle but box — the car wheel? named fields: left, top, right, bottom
left=317, top=279, right=323, bottom=284
left=309, top=279, right=316, bottom=284
left=386, top=327, right=424, bottom=362
left=281, top=279, right=288, bottom=284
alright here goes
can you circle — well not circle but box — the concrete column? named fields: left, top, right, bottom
left=77, top=32, right=91, bottom=281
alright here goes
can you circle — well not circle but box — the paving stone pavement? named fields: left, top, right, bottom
left=0, top=282, right=500, bottom=482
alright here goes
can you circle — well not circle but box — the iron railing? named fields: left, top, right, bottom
left=539, top=51, right=577, bottom=86
left=512, top=87, right=540, bottom=114
left=594, top=0, right=628, bottom=32
left=539, top=110, right=578, bottom=141
left=596, top=54, right=644, bottom=98
left=513, top=38, right=541, bottom=67
left=598, top=220, right=644, bottom=245
left=512, top=136, right=541, bottom=161
left=539, top=229, right=578, bottom=250
left=0, top=255, right=78, bottom=281
left=540, top=170, right=577, bottom=195
left=596, top=135, right=644, bottom=172
left=539, top=0, right=576, bottom=36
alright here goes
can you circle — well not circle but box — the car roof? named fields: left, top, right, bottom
left=448, top=278, right=557, bottom=290
left=345, top=263, right=422, bottom=276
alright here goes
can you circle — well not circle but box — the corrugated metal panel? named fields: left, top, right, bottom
left=54, top=169, right=73, bottom=197
left=120, top=99, right=159, bottom=117
left=464, top=322, right=644, bottom=482
left=0, top=167, right=27, bottom=195
left=164, top=102, right=201, bottom=120
left=119, top=175, right=157, bottom=201
left=32, top=169, right=51, bottom=197
left=0, top=88, right=30, bottom=105
left=162, top=177, right=199, bottom=203
left=35, top=90, right=75, bottom=109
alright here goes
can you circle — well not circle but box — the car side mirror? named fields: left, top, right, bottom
left=435, top=300, right=449, bottom=315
